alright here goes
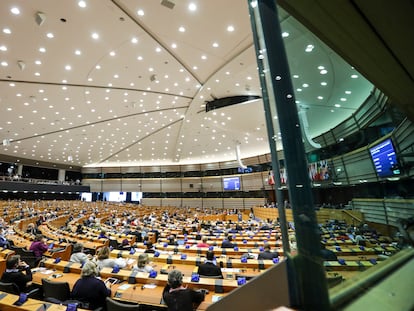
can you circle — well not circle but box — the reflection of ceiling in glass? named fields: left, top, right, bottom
left=0, top=1, right=372, bottom=167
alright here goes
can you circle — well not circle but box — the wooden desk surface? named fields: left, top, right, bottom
left=0, top=291, right=88, bottom=311
left=31, top=269, right=227, bottom=311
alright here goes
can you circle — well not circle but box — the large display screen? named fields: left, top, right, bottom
left=103, top=191, right=127, bottom=202
left=223, top=177, right=240, bottom=191
left=131, top=192, right=143, bottom=202
left=369, top=138, right=400, bottom=178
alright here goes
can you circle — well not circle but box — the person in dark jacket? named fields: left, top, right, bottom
left=258, top=243, right=279, bottom=260
left=71, top=260, right=111, bottom=310
left=0, top=255, right=32, bottom=292
left=220, top=235, right=234, bottom=248
left=320, top=242, right=338, bottom=261
left=162, top=270, right=205, bottom=311
left=197, top=251, right=223, bottom=278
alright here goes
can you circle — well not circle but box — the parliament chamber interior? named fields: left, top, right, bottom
left=0, top=0, right=413, bottom=310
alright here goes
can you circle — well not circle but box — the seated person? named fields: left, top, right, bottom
left=26, top=223, right=40, bottom=235
left=133, top=253, right=153, bottom=273
left=196, top=237, right=209, bottom=248
left=0, top=255, right=32, bottom=292
left=0, top=228, right=10, bottom=248
left=258, top=243, right=278, bottom=260
left=117, top=239, right=131, bottom=250
left=221, top=235, right=234, bottom=248
left=71, top=260, right=111, bottom=310
left=167, top=235, right=178, bottom=246
left=162, top=270, right=205, bottom=311
left=69, top=243, right=91, bottom=263
left=94, top=246, right=127, bottom=271
left=197, top=251, right=223, bottom=278
left=98, top=230, right=108, bottom=239
left=29, top=234, right=49, bottom=259
left=144, top=241, right=156, bottom=253
left=320, top=242, right=338, bottom=261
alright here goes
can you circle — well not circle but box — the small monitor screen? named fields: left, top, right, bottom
left=223, top=177, right=240, bottom=191
left=369, top=138, right=399, bottom=178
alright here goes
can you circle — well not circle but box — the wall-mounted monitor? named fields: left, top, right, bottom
left=369, top=138, right=400, bottom=178
left=223, top=176, right=241, bottom=191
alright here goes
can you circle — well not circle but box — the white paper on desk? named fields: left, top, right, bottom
left=118, top=284, right=131, bottom=290
left=212, top=295, right=223, bottom=303
left=143, top=284, right=157, bottom=289
left=41, top=270, right=54, bottom=275
left=221, top=268, right=240, bottom=273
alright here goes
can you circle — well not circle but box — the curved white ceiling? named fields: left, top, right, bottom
left=0, top=0, right=372, bottom=167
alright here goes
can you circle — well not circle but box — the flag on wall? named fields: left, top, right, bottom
left=268, top=170, right=275, bottom=185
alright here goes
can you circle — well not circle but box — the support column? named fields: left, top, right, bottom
left=247, top=0, right=330, bottom=310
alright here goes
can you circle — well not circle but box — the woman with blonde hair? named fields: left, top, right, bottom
left=95, top=246, right=127, bottom=271
left=133, top=253, right=153, bottom=273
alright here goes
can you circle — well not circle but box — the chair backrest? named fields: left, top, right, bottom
left=0, top=281, right=20, bottom=295
left=106, top=297, right=140, bottom=311
left=42, top=278, right=71, bottom=301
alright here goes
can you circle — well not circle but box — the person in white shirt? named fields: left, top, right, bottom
left=69, top=243, right=91, bottom=263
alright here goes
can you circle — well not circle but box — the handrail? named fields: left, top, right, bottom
left=341, top=210, right=363, bottom=224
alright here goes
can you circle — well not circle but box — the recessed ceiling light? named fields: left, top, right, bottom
left=305, top=44, right=314, bottom=52
left=109, top=51, right=116, bottom=56
left=320, top=69, right=328, bottom=74
left=0, top=45, right=7, bottom=51
left=351, top=74, right=358, bottom=79
left=178, top=26, right=185, bottom=32
left=321, top=82, right=327, bottom=86
left=335, top=104, right=341, bottom=108
left=293, top=74, right=299, bottom=78
left=188, top=3, right=197, bottom=11
left=131, top=37, right=138, bottom=44
left=317, top=96, right=323, bottom=100
left=46, top=32, right=54, bottom=38
left=39, top=47, right=46, bottom=53
left=35, top=60, right=42, bottom=65
left=318, top=66, right=325, bottom=70
left=11, top=7, right=20, bottom=15
left=171, top=43, right=177, bottom=49
left=1, top=61, right=9, bottom=66
left=227, top=25, right=235, bottom=32
left=212, top=42, right=219, bottom=48
left=137, top=9, right=144, bottom=16
left=78, top=1, right=86, bottom=8
left=65, top=65, right=71, bottom=70
left=75, top=49, right=81, bottom=55
left=155, top=47, right=161, bottom=53
left=340, top=98, right=347, bottom=101
left=345, top=90, right=352, bottom=94
left=302, top=83, right=309, bottom=87
left=282, top=32, right=289, bottom=38
left=91, top=32, right=99, bottom=39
